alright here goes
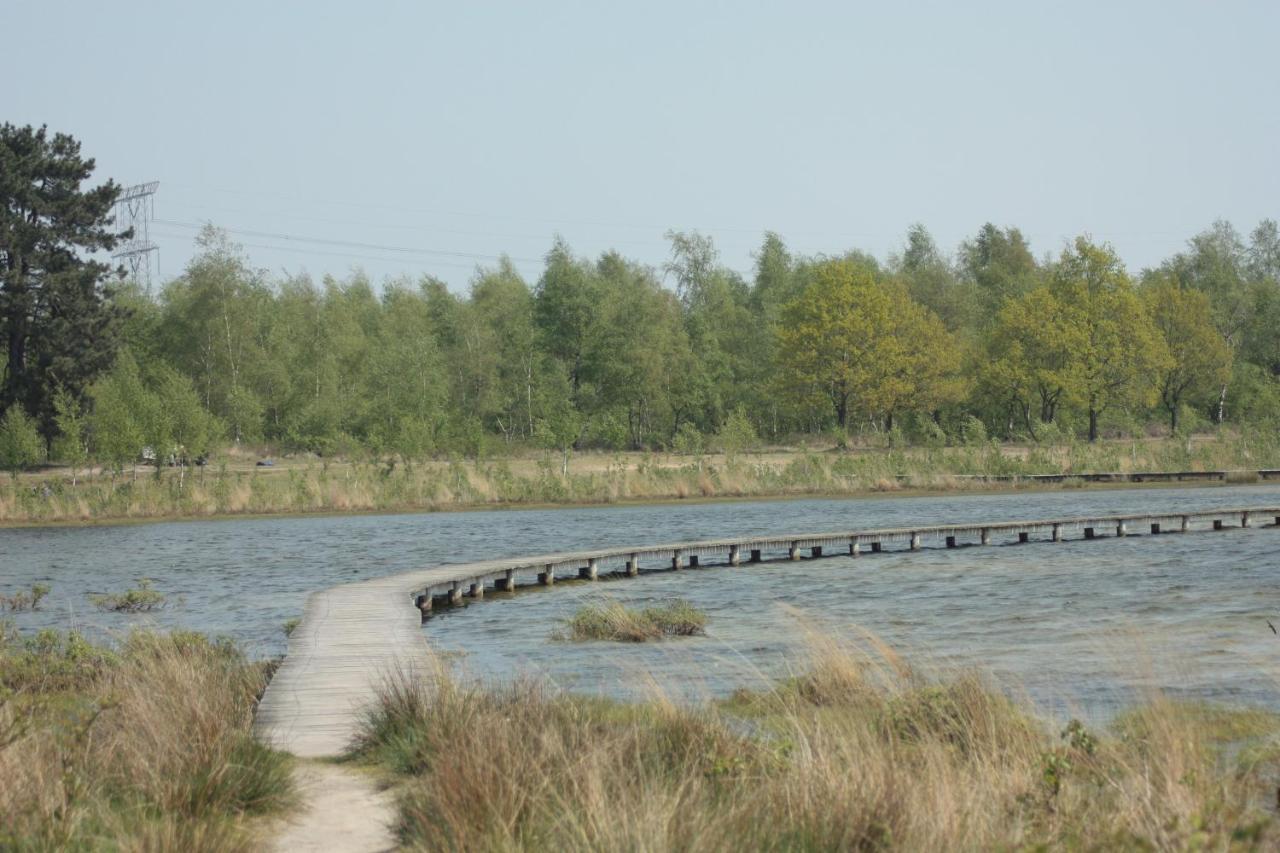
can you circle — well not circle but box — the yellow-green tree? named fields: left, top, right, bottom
left=777, top=261, right=960, bottom=430
left=777, top=261, right=890, bottom=427
left=980, top=288, right=1080, bottom=438
left=1051, top=239, right=1171, bottom=441
left=1142, top=276, right=1233, bottom=431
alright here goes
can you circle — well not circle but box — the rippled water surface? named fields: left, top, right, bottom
left=5, top=484, right=1280, bottom=716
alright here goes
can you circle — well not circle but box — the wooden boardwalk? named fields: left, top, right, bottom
left=254, top=505, right=1280, bottom=758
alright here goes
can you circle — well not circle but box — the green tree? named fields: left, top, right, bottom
left=0, top=124, right=125, bottom=436
left=89, top=353, right=149, bottom=479
left=980, top=288, right=1078, bottom=438
left=1142, top=278, right=1233, bottom=431
left=1051, top=238, right=1171, bottom=441
left=51, top=386, right=88, bottom=484
left=0, top=404, right=43, bottom=477
left=776, top=261, right=895, bottom=429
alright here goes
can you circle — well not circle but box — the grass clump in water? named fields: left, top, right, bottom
left=0, top=627, right=293, bottom=850
left=2, top=583, right=49, bottom=611
left=556, top=599, right=708, bottom=642
left=90, top=578, right=166, bottom=612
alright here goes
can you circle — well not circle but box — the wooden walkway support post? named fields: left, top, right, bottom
left=626, top=554, right=639, bottom=576
left=672, top=549, right=684, bottom=570
left=468, top=579, right=484, bottom=598
left=539, top=563, right=555, bottom=585
left=448, top=582, right=463, bottom=605
left=980, top=528, right=991, bottom=545
left=1052, top=523, right=1063, bottom=542
left=579, top=558, right=598, bottom=580
left=729, top=544, right=741, bottom=566
left=789, top=541, right=801, bottom=560
left=849, top=538, right=860, bottom=556
left=1116, top=521, right=1128, bottom=537
left=1181, top=515, right=1191, bottom=532
left=909, top=532, right=921, bottom=551
left=496, top=569, right=516, bottom=591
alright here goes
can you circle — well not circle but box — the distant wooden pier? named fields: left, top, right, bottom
left=255, top=505, right=1280, bottom=757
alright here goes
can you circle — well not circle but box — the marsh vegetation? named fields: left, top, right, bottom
left=556, top=599, right=708, bottom=642
left=0, top=627, right=293, bottom=851
left=353, top=639, right=1280, bottom=851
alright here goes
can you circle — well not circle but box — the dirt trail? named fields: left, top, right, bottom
left=270, top=761, right=398, bottom=852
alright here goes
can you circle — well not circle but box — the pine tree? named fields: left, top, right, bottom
left=0, top=124, right=125, bottom=438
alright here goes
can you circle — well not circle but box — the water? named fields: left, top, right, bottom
left=4, top=484, right=1280, bottom=717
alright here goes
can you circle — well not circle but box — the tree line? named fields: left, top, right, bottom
left=3, top=124, right=1280, bottom=475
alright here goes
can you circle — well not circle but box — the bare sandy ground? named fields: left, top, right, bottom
left=269, top=761, right=398, bottom=852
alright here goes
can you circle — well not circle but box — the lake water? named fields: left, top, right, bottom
left=4, top=484, right=1280, bottom=718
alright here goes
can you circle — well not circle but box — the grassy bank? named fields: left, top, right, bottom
left=4, top=433, right=1280, bottom=526
left=354, top=640, right=1280, bottom=851
left=0, top=627, right=293, bottom=851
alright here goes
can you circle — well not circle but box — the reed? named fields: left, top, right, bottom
left=353, top=639, right=1279, bottom=851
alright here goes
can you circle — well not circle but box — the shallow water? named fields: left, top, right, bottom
left=4, top=484, right=1280, bottom=717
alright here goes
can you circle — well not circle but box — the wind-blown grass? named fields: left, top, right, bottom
left=556, top=599, right=708, bottom=642
left=352, top=638, right=1280, bottom=851
left=0, top=627, right=293, bottom=851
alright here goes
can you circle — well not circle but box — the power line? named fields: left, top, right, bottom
left=149, top=228, right=534, bottom=273
left=153, top=218, right=543, bottom=264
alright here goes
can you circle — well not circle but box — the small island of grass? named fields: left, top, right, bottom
left=557, top=600, right=708, bottom=642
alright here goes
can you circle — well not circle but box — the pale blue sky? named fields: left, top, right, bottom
left=7, top=0, right=1278, bottom=288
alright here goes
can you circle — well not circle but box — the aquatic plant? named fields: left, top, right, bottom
left=89, top=578, right=166, bottom=612
left=2, top=583, right=49, bottom=611
left=556, top=600, right=708, bottom=642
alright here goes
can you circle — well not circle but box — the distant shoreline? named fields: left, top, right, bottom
left=1, top=473, right=1269, bottom=532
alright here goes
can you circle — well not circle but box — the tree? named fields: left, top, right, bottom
left=1, top=124, right=125, bottom=437
left=89, top=353, right=148, bottom=479
left=1051, top=238, right=1170, bottom=441
left=0, top=404, right=43, bottom=478
left=958, top=223, right=1039, bottom=319
left=51, top=386, right=88, bottom=484
left=980, top=288, right=1080, bottom=437
left=1142, top=278, right=1233, bottom=431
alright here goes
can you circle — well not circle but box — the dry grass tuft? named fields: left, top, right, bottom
left=353, top=639, right=1280, bottom=851
left=0, top=629, right=292, bottom=849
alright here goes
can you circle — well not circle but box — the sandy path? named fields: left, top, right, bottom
left=270, top=761, right=398, bottom=852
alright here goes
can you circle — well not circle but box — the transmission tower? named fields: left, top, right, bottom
left=113, top=181, right=160, bottom=289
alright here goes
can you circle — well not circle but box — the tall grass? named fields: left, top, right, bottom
left=3, top=432, right=1279, bottom=524
left=0, top=628, right=293, bottom=851
left=353, top=639, right=1279, bottom=851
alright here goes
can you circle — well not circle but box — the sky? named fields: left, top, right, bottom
left=7, top=0, right=1279, bottom=290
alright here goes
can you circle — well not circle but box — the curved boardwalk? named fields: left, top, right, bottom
left=254, top=505, right=1280, bottom=758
